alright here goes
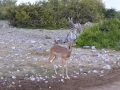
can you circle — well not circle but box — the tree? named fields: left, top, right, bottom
left=6, top=0, right=107, bottom=29
left=77, top=0, right=105, bottom=23
left=0, top=0, right=17, bottom=19
left=104, top=8, right=117, bottom=19
left=116, top=11, right=120, bottom=20
left=0, top=0, right=17, bottom=6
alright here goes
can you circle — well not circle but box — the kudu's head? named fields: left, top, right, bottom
left=64, top=39, right=76, bottom=49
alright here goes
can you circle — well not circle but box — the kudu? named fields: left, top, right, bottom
left=45, top=42, right=75, bottom=78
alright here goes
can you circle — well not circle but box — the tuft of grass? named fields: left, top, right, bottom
left=22, top=71, right=34, bottom=77
left=30, top=50, right=49, bottom=56
left=45, top=35, right=51, bottom=39
left=76, top=19, right=120, bottom=50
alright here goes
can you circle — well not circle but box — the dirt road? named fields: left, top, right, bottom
left=1, top=67, right=120, bottom=90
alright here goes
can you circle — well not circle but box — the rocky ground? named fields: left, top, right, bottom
left=0, top=21, right=120, bottom=90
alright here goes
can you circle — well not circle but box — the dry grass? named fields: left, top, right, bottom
left=0, top=48, right=120, bottom=78
left=30, top=50, right=49, bottom=56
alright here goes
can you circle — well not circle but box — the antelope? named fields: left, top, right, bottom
left=45, top=42, right=75, bottom=78
left=68, top=17, right=82, bottom=40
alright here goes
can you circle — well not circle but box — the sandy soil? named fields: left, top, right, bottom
left=0, top=21, right=120, bottom=90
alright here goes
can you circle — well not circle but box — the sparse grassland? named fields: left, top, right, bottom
left=0, top=20, right=120, bottom=79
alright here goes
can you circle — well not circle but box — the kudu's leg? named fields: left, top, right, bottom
left=62, top=59, right=65, bottom=78
left=52, top=56, right=58, bottom=74
left=65, top=60, right=70, bottom=79
left=45, top=54, right=54, bottom=72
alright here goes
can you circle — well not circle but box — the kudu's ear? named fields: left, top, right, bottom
left=71, top=17, right=73, bottom=21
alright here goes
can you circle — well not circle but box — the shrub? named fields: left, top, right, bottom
left=7, top=2, right=69, bottom=29
left=75, top=19, right=120, bottom=50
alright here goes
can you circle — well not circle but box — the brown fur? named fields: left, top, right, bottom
left=45, top=43, right=74, bottom=78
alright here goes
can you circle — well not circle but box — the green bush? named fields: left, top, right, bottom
left=7, top=3, right=68, bottom=29
left=0, top=0, right=17, bottom=20
left=75, top=19, right=120, bottom=50
left=2, top=0, right=119, bottom=29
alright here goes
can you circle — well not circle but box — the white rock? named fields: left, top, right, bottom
left=0, top=42, right=5, bottom=44
left=78, top=63, right=82, bottom=66
left=0, top=57, right=3, bottom=59
left=49, top=86, right=51, bottom=89
left=12, top=82, right=15, bottom=84
left=8, top=71, right=12, bottom=73
left=55, top=65, right=58, bottom=69
left=22, top=60, right=24, bottom=62
left=91, top=46, right=96, bottom=49
left=58, top=65, right=62, bottom=68
left=88, top=71, right=91, bottom=73
left=113, top=61, right=116, bottom=64
left=52, top=75, right=56, bottom=78
left=45, top=81, right=48, bottom=83
left=39, top=77, right=43, bottom=80
left=12, top=76, right=16, bottom=79
left=15, top=54, right=19, bottom=56
left=83, top=73, right=87, bottom=75
left=31, top=40, right=36, bottom=43
left=65, top=76, right=70, bottom=79
left=100, top=75, right=104, bottom=77
left=101, top=70, right=104, bottom=73
left=76, top=72, right=79, bottom=75
left=118, top=62, right=120, bottom=66
left=33, top=58, right=38, bottom=61
left=1, top=77, right=4, bottom=79
left=41, top=65, right=43, bottom=68
left=102, top=61, right=105, bottom=63
left=30, top=77, right=35, bottom=81
left=12, top=65, right=14, bottom=67
left=61, top=79, right=64, bottom=82
left=45, top=76, right=48, bottom=78
left=11, top=46, right=16, bottom=49
left=104, top=58, right=110, bottom=62
left=17, top=70, right=20, bottom=72
left=101, top=49, right=107, bottom=54
left=102, top=65, right=111, bottom=69
left=117, top=57, right=120, bottom=60
left=36, top=77, right=40, bottom=81
left=15, top=60, right=18, bottom=62
left=19, top=85, right=22, bottom=87
left=80, top=68, right=83, bottom=72
left=73, top=76, right=77, bottom=78
left=43, top=79, right=45, bottom=81
left=93, top=70, right=98, bottom=73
